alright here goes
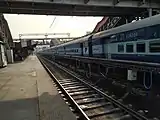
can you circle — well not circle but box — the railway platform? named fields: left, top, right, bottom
left=0, top=55, right=76, bottom=120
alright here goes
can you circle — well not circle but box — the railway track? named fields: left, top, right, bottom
left=38, top=56, right=150, bottom=120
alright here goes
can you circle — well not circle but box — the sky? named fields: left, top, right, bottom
left=4, top=14, right=102, bottom=39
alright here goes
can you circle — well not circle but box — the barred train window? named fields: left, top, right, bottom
left=137, top=43, right=145, bottom=52
left=118, top=44, right=124, bottom=52
left=150, top=41, right=160, bottom=52
left=126, top=44, right=133, bottom=53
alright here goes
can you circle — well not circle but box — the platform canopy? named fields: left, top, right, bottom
left=0, top=0, right=160, bottom=16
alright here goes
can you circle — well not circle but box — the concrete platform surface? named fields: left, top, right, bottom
left=0, top=55, right=76, bottom=120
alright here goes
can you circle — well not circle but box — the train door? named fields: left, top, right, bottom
left=88, top=36, right=93, bottom=57
left=101, top=38, right=105, bottom=58
left=80, top=43, right=83, bottom=56
left=64, top=46, right=66, bottom=55
left=103, top=37, right=110, bottom=59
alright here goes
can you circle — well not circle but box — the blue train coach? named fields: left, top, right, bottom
left=92, top=14, right=160, bottom=63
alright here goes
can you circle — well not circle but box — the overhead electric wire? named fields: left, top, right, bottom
left=49, top=17, right=56, bottom=28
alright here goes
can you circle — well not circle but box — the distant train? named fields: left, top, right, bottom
left=39, top=14, right=160, bottom=63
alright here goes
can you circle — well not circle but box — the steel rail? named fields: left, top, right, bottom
left=38, top=56, right=90, bottom=120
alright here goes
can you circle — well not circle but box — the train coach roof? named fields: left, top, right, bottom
left=39, top=34, right=92, bottom=52
left=50, top=34, right=92, bottom=49
left=93, top=14, right=160, bottom=39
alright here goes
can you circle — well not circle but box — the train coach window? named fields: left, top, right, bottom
left=137, top=43, right=145, bottom=52
left=118, top=44, right=124, bottom=52
left=150, top=41, right=160, bottom=52
left=126, top=44, right=133, bottom=53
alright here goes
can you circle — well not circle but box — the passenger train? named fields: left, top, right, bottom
left=39, top=14, right=160, bottom=63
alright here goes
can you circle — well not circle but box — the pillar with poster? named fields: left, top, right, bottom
left=0, top=41, right=7, bottom=67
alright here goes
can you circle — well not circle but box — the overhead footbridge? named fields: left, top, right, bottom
left=0, top=0, right=160, bottom=16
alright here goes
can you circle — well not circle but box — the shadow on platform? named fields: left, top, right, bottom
left=0, top=92, right=73, bottom=120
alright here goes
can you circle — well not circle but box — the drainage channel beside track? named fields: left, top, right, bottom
left=38, top=56, right=149, bottom=120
